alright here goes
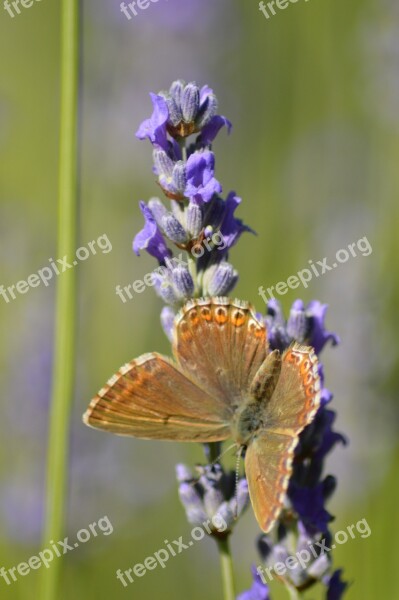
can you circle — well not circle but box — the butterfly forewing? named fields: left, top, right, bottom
left=83, top=352, right=231, bottom=442
left=173, top=297, right=268, bottom=409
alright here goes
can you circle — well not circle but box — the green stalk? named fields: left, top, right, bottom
left=40, top=0, right=79, bottom=598
left=285, top=583, right=300, bottom=600
left=217, top=537, right=236, bottom=600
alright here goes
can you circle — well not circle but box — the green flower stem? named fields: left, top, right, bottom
left=285, top=583, right=300, bottom=600
left=217, top=536, right=236, bottom=600
left=180, top=138, right=188, bottom=162
left=284, top=531, right=300, bottom=599
left=40, top=0, right=79, bottom=599
left=206, top=441, right=222, bottom=464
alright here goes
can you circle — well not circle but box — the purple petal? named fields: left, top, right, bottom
left=219, top=192, right=254, bottom=251
left=160, top=306, right=176, bottom=342
left=237, top=566, right=271, bottom=600
left=133, top=201, right=171, bottom=264
left=184, top=150, right=222, bottom=204
left=198, top=115, right=232, bottom=145
left=288, top=479, right=333, bottom=535
left=325, top=569, right=348, bottom=600
left=321, top=386, right=333, bottom=407
left=136, top=93, right=169, bottom=150
left=306, top=301, right=340, bottom=354
left=315, top=409, right=347, bottom=459
left=200, top=84, right=214, bottom=103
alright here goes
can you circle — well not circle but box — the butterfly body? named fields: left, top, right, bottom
left=232, top=349, right=283, bottom=447
left=83, top=297, right=321, bottom=532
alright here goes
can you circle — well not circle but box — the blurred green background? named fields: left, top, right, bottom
left=0, top=0, right=398, bottom=598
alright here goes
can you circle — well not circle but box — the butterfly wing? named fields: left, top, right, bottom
left=83, top=352, right=231, bottom=442
left=245, top=430, right=299, bottom=533
left=266, top=342, right=321, bottom=433
left=245, top=343, right=321, bottom=532
left=173, top=297, right=268, bottom=410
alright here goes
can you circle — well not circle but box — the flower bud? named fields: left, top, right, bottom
left=162, top=214, right=188, bottom=245
left=153, top=148, right=173, bottom=178
left=160, top=306, right=176, bottom=342
left=171, top=161, right=187, bottom=195
left=181, top=82, right=200, bottom=123
left=205, top=262, right=238, bottom=296
left=196, top=92, right=218, bottom=128
left=148, top=197, right=168, bottom=228
left=287, top=299, right=307, bottom=342
left=169, top=79, right=185, bottom=106
left=171, top=264, right=195, bottom=299
left=152, top=268, right=178, bottom=305
left=186, top=203, right=203, bottom=238
left=164, top=95, right=182, bottom=126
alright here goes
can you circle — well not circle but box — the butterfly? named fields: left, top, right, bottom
left=83, top=297, right=321, bottom=533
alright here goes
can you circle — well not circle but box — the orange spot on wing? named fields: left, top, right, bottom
left=188, top=309, right=199, bottom=326
left=200, top=306, right=212, bottom=321
left=231, top=309, right=246, bottom=327
left=214, top=307, right=228, bottom=324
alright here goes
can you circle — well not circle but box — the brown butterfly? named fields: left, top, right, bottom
left=83, top=297, right=321, bottom=533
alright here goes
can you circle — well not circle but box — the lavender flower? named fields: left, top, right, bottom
left=176, top=463, right=249, bottom=535
left=265, top=298, right=339, bottom=353
left=218, top=192, right=254, bottom=251
left=257, top=521, right=332, bottom=591
left=137, top=81, right=231, bottom=144
left=202, top=260, right=238, bottom=297
left=198, top=114, right=233, bottom=146
left=160, top=306, right=176, bottom=342
left=325, top=569, right=348, bottom=599
left=133, top=201, right=172, bottom=263
left=136, top=93, right=169, bottom=150
left=184, top=149, right=222, bottom=204
left=134, top=80, right=252, bottom=318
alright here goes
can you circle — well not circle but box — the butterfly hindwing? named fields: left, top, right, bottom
left=245, top=430, right=298, bottom=533
left=245, top=343, right=321, bottom=532
left=266, top=342, right=321, bottom=433
left=83, top=352, right=231, bottom=442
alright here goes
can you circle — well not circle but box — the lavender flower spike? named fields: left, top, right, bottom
left=130, top=80, right=348, bottom=600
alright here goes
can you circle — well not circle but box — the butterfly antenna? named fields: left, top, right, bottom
left=234, top=446, right=244, bottom=521
left=209, top=442, right=238, bottom=468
